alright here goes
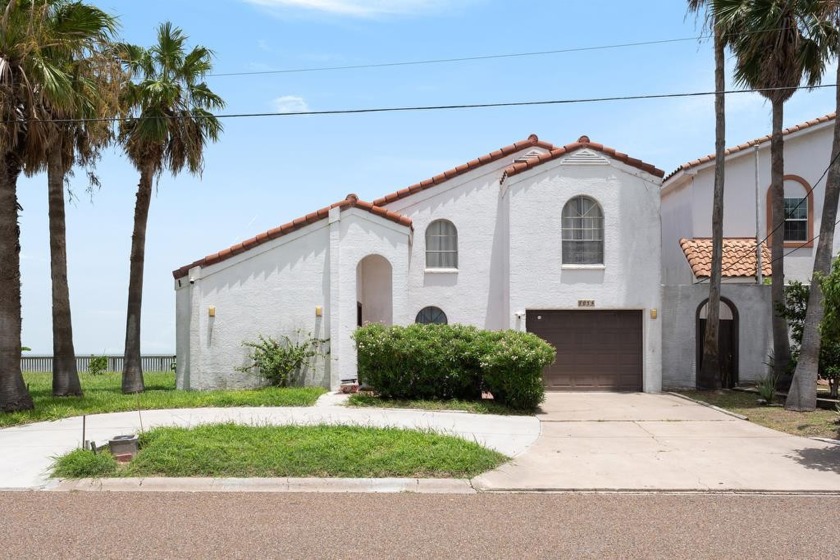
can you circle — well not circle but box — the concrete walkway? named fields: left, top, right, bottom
left=473, top=392, right=840, bottom=493
left=0, top=392, right=539, bottom=490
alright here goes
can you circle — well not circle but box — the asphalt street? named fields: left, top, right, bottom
left=0, top=491, right=835, bottom=559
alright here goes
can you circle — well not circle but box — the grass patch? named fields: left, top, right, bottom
left=0, top=372, right=325, bottom=428
left=678, top=389, right=840, bottom=439
left=52, top=423, right=508, bottom=479
left=347, top=394, right=533, bottom=415
left=52, top=448, right=118, bottom=478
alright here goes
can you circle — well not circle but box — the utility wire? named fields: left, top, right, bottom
left=15, top=83, right=837, bottom=125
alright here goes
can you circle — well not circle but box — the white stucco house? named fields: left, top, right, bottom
left=660, top=112, right=836, bottom=389
left=174, top=134, right=665, bottom=393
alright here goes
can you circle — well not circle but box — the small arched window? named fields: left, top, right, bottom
left=766, top=176, right=814, bottom=247
left=562, top=196, right=604, bottom=264
left=425, top=219, right=458, bottom=269
left=416, top=306, right=448, bottom=325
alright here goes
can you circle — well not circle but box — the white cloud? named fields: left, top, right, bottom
left=272, top=95, right=309, bottom=113
left=243, top=0, right=468, bottom=18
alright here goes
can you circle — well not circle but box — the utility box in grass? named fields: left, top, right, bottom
left=109, top=435, right=138, bottom=462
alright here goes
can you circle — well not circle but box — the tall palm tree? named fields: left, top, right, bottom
left=787, top=5, right=840, bottom=411
left=117, top=22, right=224, bottom=394
left=34, top=4, right=119, bottom=397
left=688, top=0, right=729, bottom=389
left=716, top=0, right=829, bottom=387
left=1, top=0, right=115, bottom=411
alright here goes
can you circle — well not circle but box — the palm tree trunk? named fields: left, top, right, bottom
left=0, top=153, right=34, bottom=412
left=770, top=99, right=792, bottom=386
left=785, top=64, right=840, bottom=412
left=47, top=147, right=82, bottom=397
left=699, top=29, right=726, bottom=390
left=121, top=165, right=153, bottom=394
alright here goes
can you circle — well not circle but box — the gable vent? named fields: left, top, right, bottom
left=513, top=149, right=545, bottom=163
left=561, top=149, right=610, bottom=166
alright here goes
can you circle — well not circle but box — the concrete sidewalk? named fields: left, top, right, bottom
left=473, top=393, right=840, bottom=493
left=0, top=393, right=539, bottom=490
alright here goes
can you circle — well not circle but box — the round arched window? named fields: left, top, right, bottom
left=415, top=306, right=448, bottom=325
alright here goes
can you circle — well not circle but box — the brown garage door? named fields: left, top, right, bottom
left=526, top=310, right=643, bottom=391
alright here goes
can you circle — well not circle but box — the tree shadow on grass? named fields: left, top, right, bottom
left=789, top=445, right=840, bottom=474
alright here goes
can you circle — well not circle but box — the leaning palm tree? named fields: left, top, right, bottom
left=716, top=0, right=829, bottom=387
left=33, top=5, right=120, bottom=397
left=1, top=0, right=116, bottom=411
left=688, top=0, right=730, bottom=389
left=787, top=5, right=840, bottom=411
left=117, top=22, right=224, bottom=394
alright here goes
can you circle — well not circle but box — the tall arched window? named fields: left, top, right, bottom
left=426, top=219, right=458, bottom=269
left=765, top=175, right=814, bottom=248
left=562, top=196, right=604, bottom=264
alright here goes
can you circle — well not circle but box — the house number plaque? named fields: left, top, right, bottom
left=578, top=300, right=595, bottom=308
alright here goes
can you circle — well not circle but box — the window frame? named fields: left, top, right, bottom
left=561, top=196, right=604, bottom=265
left=415, top=306, right=448, bottom=325
left=765, top=175, right=814, bottom=249
left=425, top=219, right=458, bottom=270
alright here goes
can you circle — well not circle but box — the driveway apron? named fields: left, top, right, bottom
left=473, top=393, right=840, bottom=492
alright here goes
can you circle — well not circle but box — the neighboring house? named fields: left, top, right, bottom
left=660, top=113, right=836, bottom=389
left=174, top=135, right=665, bottom=393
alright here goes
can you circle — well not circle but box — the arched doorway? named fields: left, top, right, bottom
left=696, top=298, right=739, bottom=388
left=356, top=255, right=393, bottom=326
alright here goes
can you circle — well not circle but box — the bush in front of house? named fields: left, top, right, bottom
left=354, top=324, right=553, bottom=410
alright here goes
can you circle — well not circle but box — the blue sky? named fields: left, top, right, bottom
left=17, top=0, right=838, bottom=355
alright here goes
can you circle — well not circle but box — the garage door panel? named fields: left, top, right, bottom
left=527, top=310, right=642, bottom=392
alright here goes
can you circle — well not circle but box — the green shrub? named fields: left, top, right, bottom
left=88, top=355, right=108, bottom=376
left=354, top=324, right=553, bottom=410
left=238, top=332, right=327, bottom=387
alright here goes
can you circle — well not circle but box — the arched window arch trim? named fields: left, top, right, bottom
left=415, top=306, right=448, bottom=325
left=765, top=174, right=814, bottom=249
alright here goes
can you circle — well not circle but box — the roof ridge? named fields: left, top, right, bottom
left=372, top=134, right=554, bottom=206
left=665, top=112, right=837, bottom=182
left=172, top=195, right=411, bottom=279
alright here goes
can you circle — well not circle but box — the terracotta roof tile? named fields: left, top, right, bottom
left=680, top=237, right=772, bottom=278
left=371, top=134, right=555, bottom=206
left=502, top=136, right=665, bottom=179
left=172, top=194, right=412, bottom=279
left=665, top=112, right=836, bottom=182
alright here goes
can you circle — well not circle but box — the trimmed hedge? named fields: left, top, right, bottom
left=354, top=324, right=554, bottom=410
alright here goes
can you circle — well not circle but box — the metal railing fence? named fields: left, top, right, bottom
left=21, top=354, right=176, bottom=373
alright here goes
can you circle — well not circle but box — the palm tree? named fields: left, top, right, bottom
left=688, top=0, right=729, bottom=389
left=716, top=0, right=829, bottom=387
left=787, top=6, right=840, bottom=411
left=117, top=22, right=224, bottom=394
left=1, top=0, right=115, bottom=411
left=34, top=5, right=119, bottom=397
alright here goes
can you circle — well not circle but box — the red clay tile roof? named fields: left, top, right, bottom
left=502, top=135, right=665, bottom=179
left=665, top=112, right=836, bottom=182
left=372, top=134, right=555, bottom=206
left=680, top=237, right=772, bottom=278
left=172, top=194, right=412, bottom=279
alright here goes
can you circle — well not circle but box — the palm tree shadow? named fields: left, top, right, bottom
left=789, top=445, right=840, bottom=474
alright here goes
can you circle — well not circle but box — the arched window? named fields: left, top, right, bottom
left=562, top=196, right=604, bottom=264
left=425, top=219, right=458, bottom=269
left=416, top=306, right=448, bottom=325
left=765, top=175, right=814, bottom=247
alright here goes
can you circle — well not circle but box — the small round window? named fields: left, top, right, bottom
left=415, top=306, right=447, bottom=325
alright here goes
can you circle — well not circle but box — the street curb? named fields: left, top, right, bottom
left=48, top=477, right=477, bottom=494
left=470, top=487, right=840, bottom=496
left=667, top=392, right=749, bottom=420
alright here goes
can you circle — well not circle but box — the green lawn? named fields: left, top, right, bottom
left=52, top=423, right=508, bottom=479
left=347, top=393, right=533, bottom=415
left=677, top=389, right=839, bottom=440
left=0, top=372, right=325, bottom=428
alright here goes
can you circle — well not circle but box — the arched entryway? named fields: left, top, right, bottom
left=696, top=298, right=739, bottom=388
left=356, top=255, right=393, bottom=326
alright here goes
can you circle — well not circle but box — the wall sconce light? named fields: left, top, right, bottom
left=315, top=305, right=323, bottom=317
left=650, top=308, right=658, bottom=320
left=208, top=306, right=216, bottom=318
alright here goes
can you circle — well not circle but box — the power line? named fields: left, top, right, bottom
left=20, top=83, right=838, bottom=125
left=209, top=36, right=706, bottom=77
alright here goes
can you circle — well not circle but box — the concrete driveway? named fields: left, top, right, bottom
left=473, top=392, right=840, bottom=492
